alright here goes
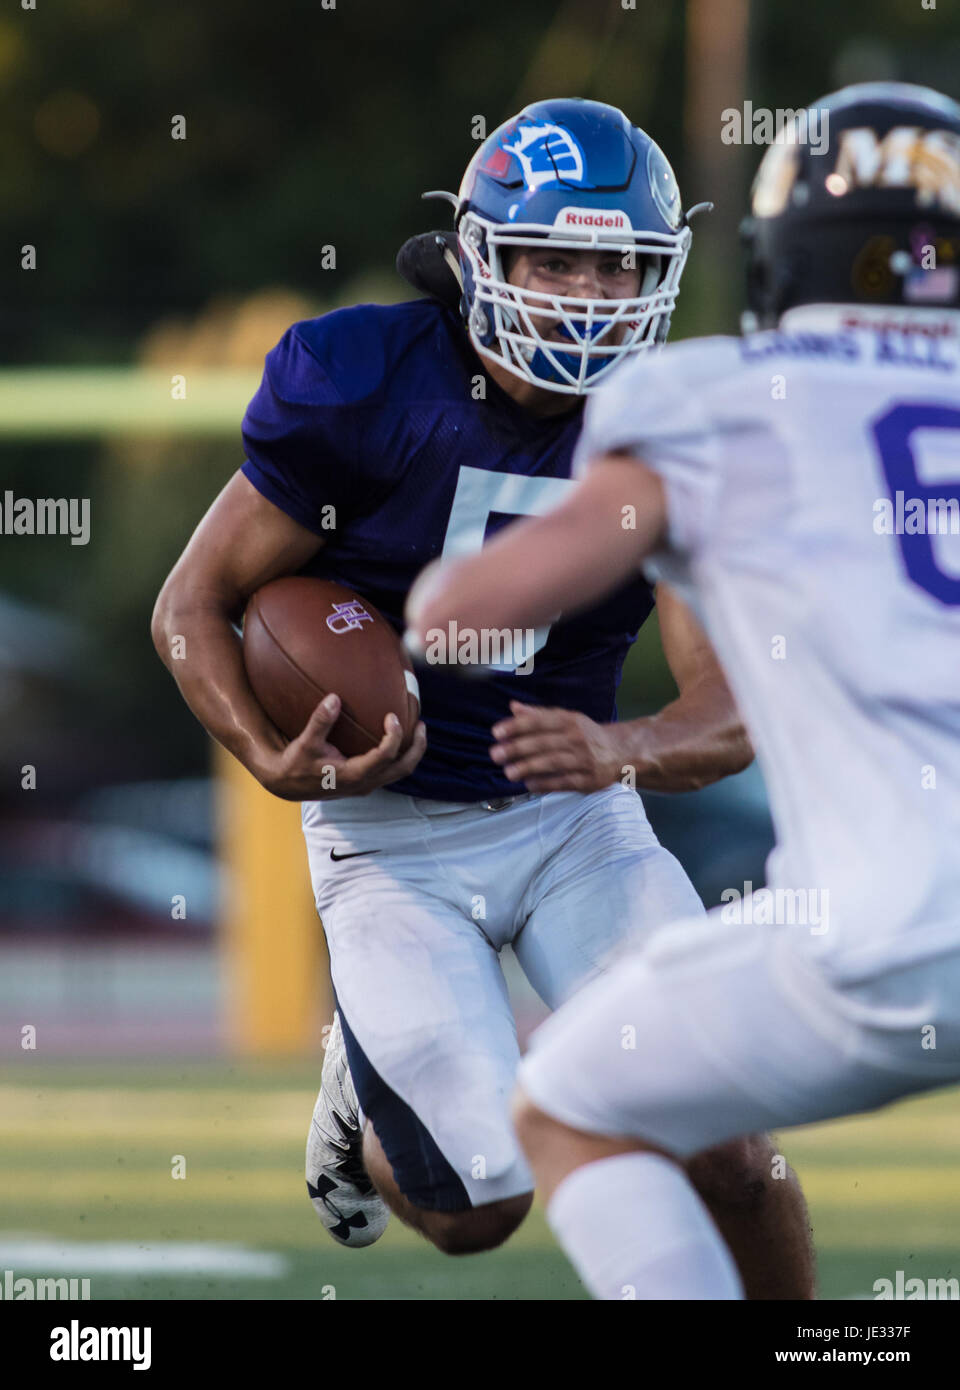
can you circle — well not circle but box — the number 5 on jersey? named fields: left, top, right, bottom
left=441, top=466, right=574, bottom=672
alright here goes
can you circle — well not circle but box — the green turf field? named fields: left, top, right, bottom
left=1, top=1061, right=957, bottom=1300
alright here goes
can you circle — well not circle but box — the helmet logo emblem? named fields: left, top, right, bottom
left=501, top=121, right=587, bottom=190
left=835, top=127, right=960, bottom=216
left=326, top=600, right=374, bottom=635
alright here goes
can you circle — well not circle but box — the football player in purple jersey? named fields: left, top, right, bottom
left=153, top=98, right=814, bottom=1295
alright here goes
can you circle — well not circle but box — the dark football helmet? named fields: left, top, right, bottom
left=742, top=81, right=960, bottom=328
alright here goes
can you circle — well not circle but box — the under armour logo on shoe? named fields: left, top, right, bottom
left=307, top=1173, right=370, bottom=1243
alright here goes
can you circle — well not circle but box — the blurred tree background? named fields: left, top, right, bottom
left=0, top=0, right=958, bottom=793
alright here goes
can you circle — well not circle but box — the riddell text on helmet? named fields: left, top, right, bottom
left=553, top=207, right=633, bottom=231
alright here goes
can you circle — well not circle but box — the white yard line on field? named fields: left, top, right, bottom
left=0, top=1234, right=287, bottom=1278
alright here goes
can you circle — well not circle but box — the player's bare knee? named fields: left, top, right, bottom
left=423, top=1192, right=533, bottom=1255
left=686, top=1133, right=774, bottom=1209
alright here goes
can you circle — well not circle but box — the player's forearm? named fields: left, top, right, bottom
left=615, top=672, right=753, bottom=793
left=151, top=588, right=284, bottom=777
left=410, top=510, right=620, bottom=643
left=408, top=457, right=665, bottom=648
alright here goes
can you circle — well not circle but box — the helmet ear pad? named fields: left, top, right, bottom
left=395, top=230, right=463, bottom=313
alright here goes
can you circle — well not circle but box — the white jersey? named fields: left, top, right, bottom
left=575, top=304, right=960, bottom=984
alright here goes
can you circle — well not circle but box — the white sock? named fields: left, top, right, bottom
left=547, top=1151, right=744, bottom=1301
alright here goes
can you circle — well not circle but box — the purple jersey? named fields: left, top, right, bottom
left=241, top=299, right=654, bottom=800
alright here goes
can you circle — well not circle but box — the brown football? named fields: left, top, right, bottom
left=242, top=577, right=420, bottom=758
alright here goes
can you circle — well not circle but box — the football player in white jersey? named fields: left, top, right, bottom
left=407, top=81, right=960, bottom=1299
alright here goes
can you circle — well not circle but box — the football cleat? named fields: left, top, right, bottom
left=305, top=1012, right=389, bottom=1248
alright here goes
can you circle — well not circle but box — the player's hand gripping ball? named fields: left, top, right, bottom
left=242, top=578, right=424, bottom=799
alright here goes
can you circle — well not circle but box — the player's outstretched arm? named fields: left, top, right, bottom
left=151, top=472, right=425, bottom=799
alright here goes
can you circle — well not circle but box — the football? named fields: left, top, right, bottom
left=242, top=576, right=420, bottom=757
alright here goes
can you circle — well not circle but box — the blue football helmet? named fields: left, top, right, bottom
left=426, top=98, right=700, bottom=394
